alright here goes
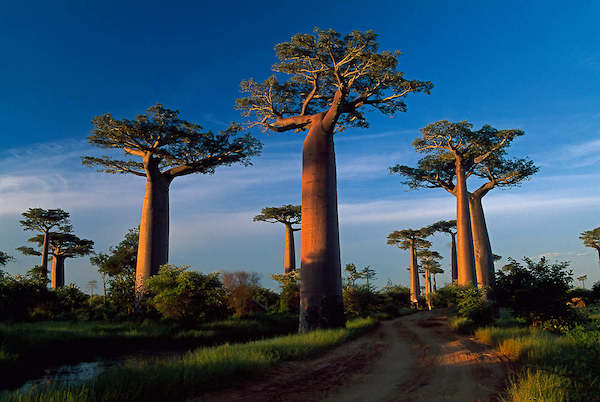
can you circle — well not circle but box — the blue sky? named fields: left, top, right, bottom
left=1, top=1, right=599, bottom=291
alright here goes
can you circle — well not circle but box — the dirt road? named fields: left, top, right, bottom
left=203, top=310, right=508, bottom=402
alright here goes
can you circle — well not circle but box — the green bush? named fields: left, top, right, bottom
left=435, top=283, right=462, bottom=308
left=378, top=284, right=410, bottom=316
left=271, top=272, right=299, bottom=313
left=145, top=265, right=229, bottom=324
left=456, top=286, right=494, bottom=326
left=343, top=285, right=381, bottom=319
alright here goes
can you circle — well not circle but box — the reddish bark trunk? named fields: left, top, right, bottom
left=469, top=194, right=494, bottom=288
left=425, top=270, right=432, bottom=310
left=455, top=159, right=476, bottom=285
left=51, top=254, right=65, bottom=289
left=450, top=233, right=458, bottom=282
left=135, top=175, right=171, bottom=294
left=284, top=223, right=296, bottom=274
left=299, top=116, right=345, bottom=332
left=410, top=241, right=420, bottom=304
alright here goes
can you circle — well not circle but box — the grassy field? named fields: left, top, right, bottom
left=475, top=322, right=600, bottom=401
left=0, top=317, right=377, bottom=402
left=0, top=313, right=298, bottom=389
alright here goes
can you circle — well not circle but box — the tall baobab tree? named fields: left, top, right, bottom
left=82, top=105, right=262, bottom=294
left=387, top=227, right=433, bottom=305
left=577, top=274, right=587, bottom=288
left=18, top=208, right=71, bottom=279
left=253, top=204, right=301, bottom=273
left=429, top=220, right=457, bottom=282
left=237, top=29, right=432, bottom=331
left=579, top=227, right=600, bottom=273
left=19, top=232, right=94, bottom=289
left=390, top=121, right=531, bottom=287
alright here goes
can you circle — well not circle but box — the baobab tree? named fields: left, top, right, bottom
left=390, top=121, right=530, bottom=287
left=253, top=204, right=301, bottom=273
left=18, top=208, right=71, bottom=279
left=418, top=249, right=442, bottom=310
left=429, top=220, right=457, bottom=282
left=387, top=227, right=433, bottom=305
left=579, top=227, right=600, bottom=273
left=82, top=105, right=262, bottom=294
left=18, top=232, right=94, bottom=289
left=237, top=29, right=431, bottom=331
left=577, top=274, right=587, bottom=288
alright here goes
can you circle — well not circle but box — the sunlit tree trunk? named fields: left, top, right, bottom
left=410, top=241, right=420, bottom=304
left=299, top=115, right=344, bottom=332
left=51, top=254, right=65, bottom=289
left=432, top=273, right=437, bottom=292
left=469, top=193, right=494, bottom=287
left=425, top=270, right=432, bottom=310
left=450, top=233, right=458, bottom=282
left=40, top=230, right=49, bottom=279
left=284, top=223, right=296, bottom=274
left=455, top=159, right=476, bottom=285
left=135, top=171, right=171, bottom=295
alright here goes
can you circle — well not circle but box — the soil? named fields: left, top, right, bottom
left=200, top=310, right=509, bottom=402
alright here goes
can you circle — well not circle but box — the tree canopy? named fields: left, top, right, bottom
left=236, top=29, right=432, bottom=133
left=579, top=227, right=600, bottom=250
left=386, top=228, right=433, bottom=250
left=82, top=104, right=262, bottom=179
left=90, top=227, right=139, bottom=277
left=19, top=208, right=71, bottom=234
left=253, top=204, right=301, bottom=227
left=428, top=220, right=456, bottom=235
left=0, top=252, right=13, bottom=266
left=19, top=232, right=94, bottom=259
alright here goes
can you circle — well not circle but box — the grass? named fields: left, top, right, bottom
left=474, top=324, right=600, bottom=401
left=447, top=315, right=475, bottom=334
left=0, top=313, right=298, bottom=389
left=0, top=317, right=378, bottom=402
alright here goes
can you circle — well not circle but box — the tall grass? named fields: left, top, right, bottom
left=1, top=317, right=377, bottom=402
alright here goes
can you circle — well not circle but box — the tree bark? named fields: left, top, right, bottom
left=425, top=270, right=432, bottom=310
left=409, top=241, right=420, bottom=304
left=135, top=174, right=171, bottom=294
left=432, top=273, right=437, bottom=292
left=469, top=193, right=494, bottom=288
left=299, top=115, right=345, bottom=332
left=455, top=158, right=476, bottom=285
left=51, top=254, right=65, bottom=289
left=41, top=230, right=49, bottom=279
left=284, top=223, right=296, bottom=274
left=450, top=233, right=458, bottom=282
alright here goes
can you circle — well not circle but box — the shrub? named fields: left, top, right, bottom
left=456, top=286, right=494, bottom=326
left=343, top=285, right=381, bottom=319
left=221, top=271, right=264, bottom=317
left=591, top=281, right=600, bottom=303
left=0, top=269, right=48, bottom=321
left=378, top=284, right=410, bottom=316
left=145, top=264, right=229, bottom=323
left=271, top=271, right=300, bottom=313
left=435, top=283, right=462, bottom=308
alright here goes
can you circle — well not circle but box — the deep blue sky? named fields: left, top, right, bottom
left=1, top=1, right=599, bottom=290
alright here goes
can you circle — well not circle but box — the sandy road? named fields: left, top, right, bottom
left=202, top=310, right=508, bottom=402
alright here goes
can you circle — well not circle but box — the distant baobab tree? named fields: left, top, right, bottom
left=19, top=232, right=94, bottom=289
left=418, top=249, right=442, bottom=310
left=577, top=274, right=587, bottom=288
left=18, top=208, right=71, bottom=279
left=82, top=105, right=262, bottom=295
left=429, top=220, right=457, bottom=282
left=253, top=204, right=301, bottom=273
left=387, top=227, right=433, bottom=305
left=579, top=227, right=600, bottom=273
left=237, top=29, right=432, bottom=332
left=0, top=252, right=13, bottom=266
left=391, top=121, right=534, bottom=287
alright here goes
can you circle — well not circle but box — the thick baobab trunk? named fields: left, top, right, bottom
left=51, top=254, right=65, bottom=289
left=299, top=117, right=344, bottom=332
left=409, top=242, right=420, bottom=304
left=455, top=160, right=476, bottom=285
left=425, top=270, right=432, bottom=310
left=432, top=273, right=437, bottom=292
left=41, top=230, right=49, bottom=279
left=469, top=194, right=494, bottom=288
left=135, top=175, right=171, bottom=294
left=450, top=233, right=458, bottom=282
left=284, top=223, right=296, bottom=274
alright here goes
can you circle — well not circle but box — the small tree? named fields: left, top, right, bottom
left=579, top=227, right=600, bottom=273
left=361, top=266, right=376, bottom=289
left=271, top=270, right=300, bottom=312
left=344, top=263, right=362, bottom=286
left=18, top=208, right=71, bottom=279
left=577, top=274, right=587, bottom=288
left=82, top=105, right=262, bottom=294
left=237, top=29, right=431, bottom=332
left=387, top=227, right=433, bottom=305
left=253, top=205, right=300, bottom=273
left=418, top=249, right=443, bottom=310
left=221, top=271, right=263, bottom=317
left=428, top=220, right=457, bottom=282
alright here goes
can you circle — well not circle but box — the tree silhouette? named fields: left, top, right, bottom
left=428, top=220, right=457, bottom=282
left=82, top=105, right=262, bottom=294
left=390, top=121, right=532, bottom=287
left=361, top=266, right=376, bottom=289
left=253, top=204, right=301, bottom=273
left=237, top=29, right=431, bottom=332
left=19, top=232, right=94, bottom=288
left=387, top=227, right=433, bottom=305
left=0, top=252, right=13, bottom=266
left=579, top=227, right=600, bottom=273
left=18, top=208, right=71, bottom=279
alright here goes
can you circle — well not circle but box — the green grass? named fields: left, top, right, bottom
left=474, top=325, right=600, bottom=401
left=0, top=317, right=377, bottom=402
left=0, top=313, right=298, bottom=389
left=447, top=315, right=475, bottom=334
